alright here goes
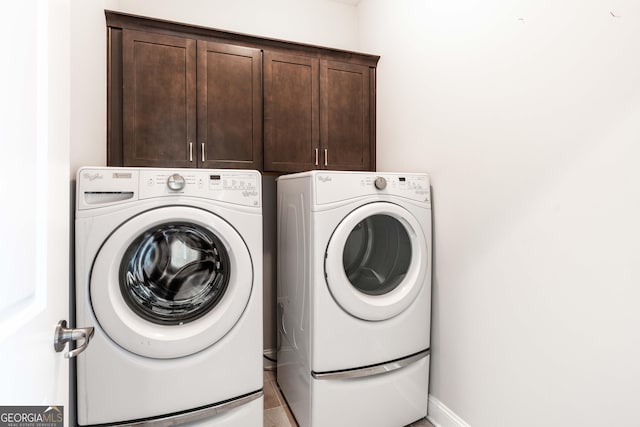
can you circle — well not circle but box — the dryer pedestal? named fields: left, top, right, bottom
left=311, top=354, right=429, bottom=427
left=279, top=353, right=429, bottom=427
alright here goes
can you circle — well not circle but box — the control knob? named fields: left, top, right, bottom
left=167, top=174, right=186, bottom=191
left=374, top=177, right=387, bottom=190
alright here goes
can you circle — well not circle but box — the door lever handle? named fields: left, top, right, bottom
left=54, top=320, right=94, bottom=359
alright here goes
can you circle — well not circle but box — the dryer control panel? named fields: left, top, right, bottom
left=313, top=172, right=430, bottom=207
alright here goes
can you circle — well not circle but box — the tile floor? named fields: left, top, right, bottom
left=263, top=369, right=297, bottom=427
left=263, top=370, right=434, bottom=427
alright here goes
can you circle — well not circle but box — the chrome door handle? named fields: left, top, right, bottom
left=314, top=148, right=319, bottom=166
left=201, top=143, right=206, bottom=162
left=54, top=320, right=94, bottom=359
left=189, top=142, right=193, bottom=162
left=324, top=149, right=328, bottom=167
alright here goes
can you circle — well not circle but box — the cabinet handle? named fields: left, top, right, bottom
left=315, top=148, right=319, bottom=166
left=201, top=143, right=206, bottom=162
left=189, top=142, right=193, bottom=162
left=324, top=149, right=328, bottom=167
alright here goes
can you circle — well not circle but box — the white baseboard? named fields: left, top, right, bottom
left=427, top=395, right=471, bottom=427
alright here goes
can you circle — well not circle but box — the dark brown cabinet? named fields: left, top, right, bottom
left=121, top=30, right=196, bottom=168
left=263, top=53, right=373, bottom=172
left=107, top=11, right=378, bottom=173
left=263, top=52, right=319, bottom=172
left=196, top=41, right=262, bottom=169
left=110, top=26, right=262, bottom=169
left=320, top=60, right=371, bottom=171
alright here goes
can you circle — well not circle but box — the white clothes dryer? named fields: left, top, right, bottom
left=277, top=171, right=432, bottom=427
left=74, top=167, right=263, bottom=426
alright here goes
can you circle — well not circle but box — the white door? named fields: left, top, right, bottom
left=0, top=0, right=71, bottom=425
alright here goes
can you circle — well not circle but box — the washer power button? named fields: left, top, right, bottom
left=167, top=174, right=186, bottom=191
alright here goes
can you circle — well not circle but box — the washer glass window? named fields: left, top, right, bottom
left=119, top=222, right=230, bottom=325
left=342, top=214, right=412, bottom=296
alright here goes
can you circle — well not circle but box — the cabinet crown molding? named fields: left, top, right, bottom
left=105, top=10, right=380, bottom=68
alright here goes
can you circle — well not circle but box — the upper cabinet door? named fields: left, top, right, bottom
left=197, top=41, right=263, bottom=170
left=263, top=52, right=319, bottom=173
left=122, top=29, right=197, bottom=168
left=320, top=60, right=372, bottom=171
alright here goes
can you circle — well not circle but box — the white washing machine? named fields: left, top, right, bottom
left=74, top=167, right=263, bottom=426
left=277, top=171, right=432, bottom=427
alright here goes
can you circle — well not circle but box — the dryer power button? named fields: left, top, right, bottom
left=374, top=177, right=387, bottom=190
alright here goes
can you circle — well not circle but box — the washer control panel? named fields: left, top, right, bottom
left=77, top=168, right=261, bottom=210
left=140, top=169, right=261, bottom=207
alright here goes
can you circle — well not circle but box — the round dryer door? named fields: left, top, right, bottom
left=324, top=202, right=428, bottom=321
left=90, top=206, right=253, bottom=359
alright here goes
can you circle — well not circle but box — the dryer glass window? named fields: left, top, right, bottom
left=343, top=215, right=411, bottom=296
left=119, top=222, right=230, bottom=325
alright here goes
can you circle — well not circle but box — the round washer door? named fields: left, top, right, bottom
left=90, top=206, right=253, bottom=359
left=324, top=202, right=428, bottom=321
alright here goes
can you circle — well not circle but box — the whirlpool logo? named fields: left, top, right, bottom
left=317, top=175, right=332, bottom=183
left=82, top=172, right=103, bottom=181
left=0, top=406, right=63, bottom=427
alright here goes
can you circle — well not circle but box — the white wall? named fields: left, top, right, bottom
left=111, top=0, right=358, bottom=50
left=70, top=0, right=114, bottom=173
left=69, top=0, right=359, bottom=174
left=358, top=1, right=640, bottom=426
